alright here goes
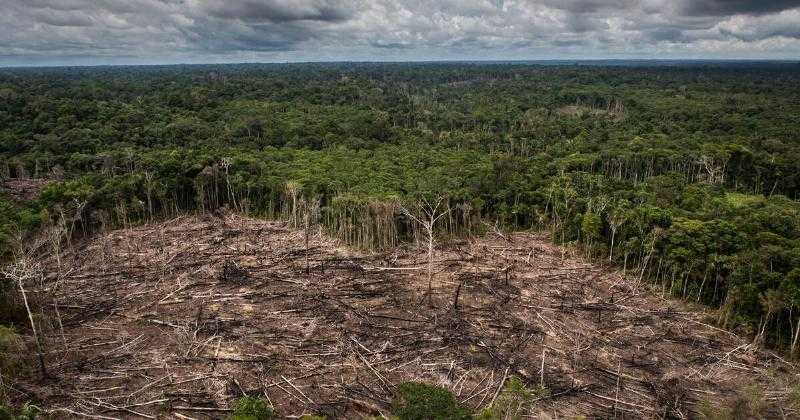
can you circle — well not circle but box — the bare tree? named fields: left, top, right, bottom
left=284, top=181, right=301, bottom=227
left=45, top=221, right=68, bottom=348
left=606, top=199, right=629, bottom=262
left=220, top=158, right=237, bottom=211
left=300, top=197, right=321, bottom=275
left=754, top=290, right=784, bottom=346
left=2, top=257, right=47, bottom=379
left=399, top=196, right=451, bottom=301
left=697, top=155, right=726, bottom=185
left=144, top=170, right=155, bottom=220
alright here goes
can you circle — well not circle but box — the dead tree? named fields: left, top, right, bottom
left=754, top=290, right=784, bottom=346
left=300, top=197, right=321, bottom=275
left=698, top=155, right=726, bottom=185
left=46, top=222, right=68, bottom=347
left=2, top=257, right=47, bottom=380
left=606, top=200, right=629, bottom=262
left=285, top=181, right=301, bottom=227
left=220, top=158, right=237, bottom=211
left=400, top=196, right=451, bottom=301
left=144, top=170, right=155, bottom=220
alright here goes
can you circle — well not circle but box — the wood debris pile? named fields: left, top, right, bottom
left=11, top=213, right=798, bottom=419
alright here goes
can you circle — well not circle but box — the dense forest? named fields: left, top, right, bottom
left=1, top=61, right=800, bottom=359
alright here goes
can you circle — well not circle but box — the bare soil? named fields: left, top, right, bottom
left=0, top=178, right=50, bottom=203
left=11, top=213, right=799, bottom=419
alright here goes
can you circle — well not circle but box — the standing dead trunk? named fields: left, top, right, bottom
left=399, top=197, right=450, bottom=304
left=609, top=227, right=616, bottom=262
left=3, top=258, right=48, bottom=380
left=302, top=197, right=320, bottom=275
left=791, top=310, right=800, bottom=355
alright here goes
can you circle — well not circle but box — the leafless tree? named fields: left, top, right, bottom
left=399, top=196, right=451, bottom=301
left=698, top=155, right=726, bottom=185
left=300, top=197, right=321, bottom=275
left=606, top=200, right=629, bottom=262
left=2, top=257, right=47, bottom=379
left=46, top=219, right=69, bottom=348
left=220, top=158, right=237, bottom=211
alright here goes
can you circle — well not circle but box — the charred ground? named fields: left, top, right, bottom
left=9, top=213, right=799, bottom=419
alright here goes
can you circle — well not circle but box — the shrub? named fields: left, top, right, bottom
left=0, top=403, right=37, bottom=420
left=696, top=384, right=767, bottom=420
left=476, top=377, right=549, bottom=420
left=228, top=396, right=274, bottom=420
left=0, top=326, right=24, bottom=385
left=392, top=382, right=470, bottom=420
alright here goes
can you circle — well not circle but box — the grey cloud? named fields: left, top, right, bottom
left=199, top=0, right=356, bottom=23
left=539, top=0, right=638, bottom=13
left=563, top=14, right=609, bottom=32
left=551, top=38, right=589, bottom=47
left=371, top=41, right=414, bottom=49
left=183, top=20, right=318, bottom=52
left=716, top=9, right=800, bottom=41
left=30, top=9, right=95, bottom=27
left=644, top=27, right=692, bottom=42
left=679, top=0, right=800, bottom=16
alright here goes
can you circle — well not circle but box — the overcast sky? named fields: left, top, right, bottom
left=1, top=0, right=799, bottom=66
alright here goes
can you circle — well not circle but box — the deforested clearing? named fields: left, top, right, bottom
left=11, top=213, right=797, bottom=419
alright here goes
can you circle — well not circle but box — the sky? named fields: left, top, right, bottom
left=1, top=0, right=799, bottom=66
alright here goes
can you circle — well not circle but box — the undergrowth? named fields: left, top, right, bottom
left=228, top=396, right=275, bottom=420
left=392, top=382, right=470, bottom=420
left=476, top=377, right=549, bottom=420
left=0, top=403, right=37, bottom=420
left=696, top=383, right=767, bottom=420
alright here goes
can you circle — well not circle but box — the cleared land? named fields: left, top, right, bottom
left=11, top=213, right=799, bottom=418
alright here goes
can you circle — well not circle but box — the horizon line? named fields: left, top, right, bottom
left=2, top=58, right=800, bottom=70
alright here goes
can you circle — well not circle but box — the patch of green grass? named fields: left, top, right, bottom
left=0, top=325, right=25, bottom=397
left=228, top=396, right=274, bottom=420
left=789, top=384, right=800, bottom=409
left=696, top=384, right=767, bottom=420
left=725, top=192, right=764, bottom=209
left=476, top=377, right=549, bottom=420
left=392, top=382, right=470, bottom=420
left=0, top=403, right=37, bottom=420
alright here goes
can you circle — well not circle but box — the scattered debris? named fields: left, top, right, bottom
left=8, top=213, right=798, bottom=419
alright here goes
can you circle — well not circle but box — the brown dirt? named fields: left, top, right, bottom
left=0, top=178, right=50, bottom=202
left=11, top=213, right=799, bottom=419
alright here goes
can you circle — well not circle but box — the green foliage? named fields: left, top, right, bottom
left=476, top=377, right=549, bottom=420
left=0, top=325, right=24, bottom=387
left=392, top=382, right=470, bottom=420
left=696, top=384, right=767, bottom=420
left=228, top=396, right=274, bottom=420
left=0, top=403, right=37, bottom=420
left=580, top=212, right=602, bottom=240
left=789, top=384, right=800, bottom=409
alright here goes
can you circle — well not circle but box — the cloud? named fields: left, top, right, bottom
left=0, top=0, right=799, bottom=65
left=199, top=0, right=356, bottom=23
left=539, top=0, right=637, bottom=14
left=678, top=0, right=800, bottom=17
left=715, top=9, right=800, bottom=41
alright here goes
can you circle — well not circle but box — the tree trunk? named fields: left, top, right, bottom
left=17, top=278, right=47, bottom=379
left=427, top=226, right=434, bottom=298
left=792, top=312, right=800, bottom=355
left=609, top=228, right=616, bottom=261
